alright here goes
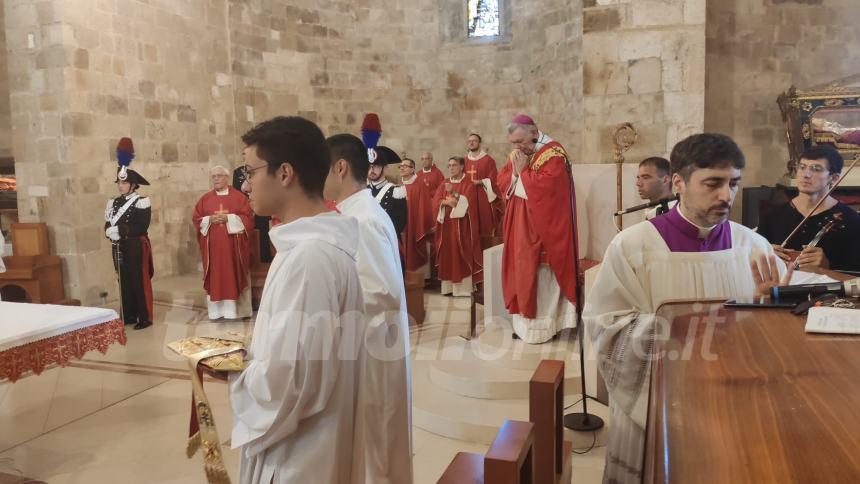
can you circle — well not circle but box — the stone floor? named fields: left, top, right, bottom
left=0, top=273, right=606, bottom=483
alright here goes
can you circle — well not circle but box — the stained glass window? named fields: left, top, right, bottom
left=467, top=0, right=500, bottom=38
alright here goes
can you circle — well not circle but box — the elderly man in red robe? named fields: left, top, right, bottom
left=497, top=114, right=577, bottom=343
left=400, top=157, right=435, bottom=276
left=433, top=156, right=483, bottom=297
left=193, top=165, right=254, bottom=320
left=465, top=133, right=504, bottom=240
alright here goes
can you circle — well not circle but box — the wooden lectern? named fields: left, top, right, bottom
left=0, top=223, right=70, bottom=304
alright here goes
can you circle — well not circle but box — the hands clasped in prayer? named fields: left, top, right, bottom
left=511, top=149, right=529, bottom=174
left=210, top=212, right=230, bottom=225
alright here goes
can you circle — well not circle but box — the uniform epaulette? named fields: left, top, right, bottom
left=392, top=186, right=407, bottom=199
left=136, top=197, right=151, bottom=209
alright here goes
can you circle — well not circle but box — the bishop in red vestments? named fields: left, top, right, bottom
left=433, top=156, right=483, bottom=296
left=193, top=165, right=254, bottom=320
left=465, top=133, right=504, bottom=240
left=400, top=157, right=435, bottom=275
left=497, top=115, right=578, bottom=343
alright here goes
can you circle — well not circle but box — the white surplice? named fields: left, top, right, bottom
left=584, top=220, right=784, bottom=484
left=229, top=212, right=366, bottom=484
left=338, top=189, right=413, bottom=484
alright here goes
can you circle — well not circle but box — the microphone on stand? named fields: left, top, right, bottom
left=614, top=194, right=679, bottom=217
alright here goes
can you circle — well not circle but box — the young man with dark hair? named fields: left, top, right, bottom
left=228, top=116, right=367, bottom=484
left=323, top=133, right=413, bottom=484
left=465, top=132, right=503, bottom=237
left=758, top=145, right=860, bottom=273
left=585, top=133, right=795, bottom=484
left=636, top=156, right=675, bottom=219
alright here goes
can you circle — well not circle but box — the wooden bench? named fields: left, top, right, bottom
left=438, top=359, right=572, bottom=483
left=404, top=270, right=425, bottom=325
left=530, top=360, right=572, bottom=484
left=439, top=420, right=536, bottom=484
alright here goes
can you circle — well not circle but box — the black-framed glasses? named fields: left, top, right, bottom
left=242, top=164, right=268, bottom=180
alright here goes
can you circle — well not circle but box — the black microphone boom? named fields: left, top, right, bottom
left=614, top=194, right=679, bottom=217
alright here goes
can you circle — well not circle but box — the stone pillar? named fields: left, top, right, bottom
left=581, top=0, right=706, bottom=164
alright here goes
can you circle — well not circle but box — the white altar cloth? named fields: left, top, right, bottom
left=0, top=302, right=120, bottom=352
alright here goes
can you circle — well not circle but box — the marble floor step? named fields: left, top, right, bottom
left=427, top=336, right=583, bottom=399
left=471, top=325, right=585, bottom=371
left=412, top=358, right=608, bottom=448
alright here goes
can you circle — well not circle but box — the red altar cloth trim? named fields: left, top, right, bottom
left=0, top=318, right=127, bottom=383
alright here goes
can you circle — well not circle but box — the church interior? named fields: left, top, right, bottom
left=2, top=0, right=860, bottom=483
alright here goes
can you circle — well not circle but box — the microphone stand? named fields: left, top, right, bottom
left=561, top=160, right=604, bottom=432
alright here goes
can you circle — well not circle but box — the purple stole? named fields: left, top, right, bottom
left=649, top=206, right=732, bottom=252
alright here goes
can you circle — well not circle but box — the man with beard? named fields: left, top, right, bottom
left=585, top=133, right=795, bottom=484
left=465, top=133, right=503, bottom=238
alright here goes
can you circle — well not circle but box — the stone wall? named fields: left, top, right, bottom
left=6, top=0, right=583, bottom=303
left=229, top=0, right=583, bottom=168
left=705, top=0, right=860, bottom=193
left=581, top=0, right=706, bottom=165
left=0, top=1, right=10, bottom=159
left=7, top=0, right=236, bottom=304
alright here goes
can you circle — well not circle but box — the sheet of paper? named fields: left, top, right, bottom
left=805, top=306, right=860, bottom=334
left=790, top=270, right=837, bottom=285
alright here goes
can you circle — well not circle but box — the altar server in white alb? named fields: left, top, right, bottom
left=585, top=133, right=796, bottom=484
left=324, top=133, right=413, bottom=484
left=228, top=116, right=367, bottom=484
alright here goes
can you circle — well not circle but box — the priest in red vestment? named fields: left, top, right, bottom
left=417, top=151, right=445, bottom=195
left=400, top=157, right=435, bottom=276
left=193, top=165, right=254, bottom=320
left=497, top=114, right=577, bottom=343
left=433, top=156, right=483, bottom=296
left=465, top=133, right=504, bottom=240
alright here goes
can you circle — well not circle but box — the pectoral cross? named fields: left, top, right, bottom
left=214, top=203, right=228, bottom=215
left=467, top=166, right=478, bottom=182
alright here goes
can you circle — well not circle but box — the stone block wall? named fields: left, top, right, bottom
left=705, top=0, right=860, bottom=193
left=0, top=1, right=10, bottom=159
left=581, top=0, right=706, bottom=165
left=6, top=0, right=236, bottom=303
left=229, top=0, right=583, bottom=169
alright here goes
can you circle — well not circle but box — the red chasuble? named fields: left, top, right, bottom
left=192, top=187, right=254, bottom=302
left=497, top=141, right=577, bottom=319
left=417, top=166, right=445, bottom=196
left=403, top=177, right=435, bottom=271
left=466, top=153, right=504, bottom=239
left=432, top=175, right=483, bottom=284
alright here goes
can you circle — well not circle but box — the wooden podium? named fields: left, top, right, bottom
left=645, top=301, right=860, bottom=483
left=0, top=223, right=69, bottom=304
